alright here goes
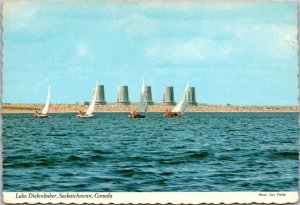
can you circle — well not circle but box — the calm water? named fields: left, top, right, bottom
left=3, top=112, right=299, bottom=192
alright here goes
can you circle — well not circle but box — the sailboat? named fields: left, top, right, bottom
left=128, top=79, right=148, bottom=118
left=77, top=82, right=98, bottom=118
left=164, top=82, right=190, bottom=117
left=34, top=85, right=51, bottom=118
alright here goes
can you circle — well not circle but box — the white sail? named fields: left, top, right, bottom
left=172, top=82, right=190, bottom=114
left=86, top=82, right=98, bottom=115
left=139, top=79, right=148, bottom=113
left=41, top=85, right=51, bottom=115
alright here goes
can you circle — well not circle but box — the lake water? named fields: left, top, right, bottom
left=3, top=112, right=299, bottom=192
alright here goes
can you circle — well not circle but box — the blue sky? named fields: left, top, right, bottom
left=3, top=0, right=298, bottom=105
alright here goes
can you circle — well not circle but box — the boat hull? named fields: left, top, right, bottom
left=34, top=114, right=48, bottom=118
left=128, top=113, right=146, bottom=118
left=164, top=112, right=182, bottom=118
left=77, top=114, right=94, bottom=118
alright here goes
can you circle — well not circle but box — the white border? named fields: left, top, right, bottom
left=1, top=0, right=300, bottom=204
left=3, top=192, right=299, bottom=204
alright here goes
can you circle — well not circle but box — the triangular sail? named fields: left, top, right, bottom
left=41, top=85, right=51, bottom=114
left=172, top=82, right=190, bottom=114
left=139, top=79, right=148, bottom=113
left=86, top=82, right=98, bottom=115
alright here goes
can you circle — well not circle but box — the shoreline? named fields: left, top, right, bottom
left=2, top=104, right=299, bottom=113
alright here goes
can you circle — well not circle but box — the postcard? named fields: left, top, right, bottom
left=2, top=0, right=299, bottom=204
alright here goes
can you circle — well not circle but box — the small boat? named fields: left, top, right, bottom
left=128, top=79, right=148, bottom=119
left=164, top=82, right=190, bottom=118
left=34, top=85, right=51, bottom=118
left=164, top=111, right=181, bottom=117
left=128, top=112, right=146, bottom=119
left=77, top=82, right=98, bottom=118
left=77, top=114, right=94, bottom=118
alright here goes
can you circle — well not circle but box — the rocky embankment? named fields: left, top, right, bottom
left=2, top=103, right=299, bottom=113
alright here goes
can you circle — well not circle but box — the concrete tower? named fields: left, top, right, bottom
left=116, top=86, right=130, bottom=105
left=96, top=85, right=107, bottom=105
left=162, top=86, right=176, bottom=105
left=144, top=86, right=154, bottom=105
left=185, top=87, right=197, bottom=105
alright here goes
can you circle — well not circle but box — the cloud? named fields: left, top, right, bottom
left=240, top=24, right=298, bottom=60
left=146, top=38, right=204, bottom=64
left=76, top=42, right=88, bottom=57
left=3, top=1, right=38, bottom=32
left=125, top=13, right=157, bottom=35
left=144, top=23, right=297, bottom=68
left=75, top=40, right=94, bottom=60
left=145, top=37, right=232, bottom=65
left=280, top=30, right=298, bottom=50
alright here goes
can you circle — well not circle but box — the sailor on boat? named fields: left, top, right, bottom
left=34, top=110, right=49, bottom=118
left=164, top=108, right=180, bottom=117
left=34, top=110, right=39, bottom=118
left=128, top=110, right=138, bottom=118
left=77, top=110, right=89, bottom=117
